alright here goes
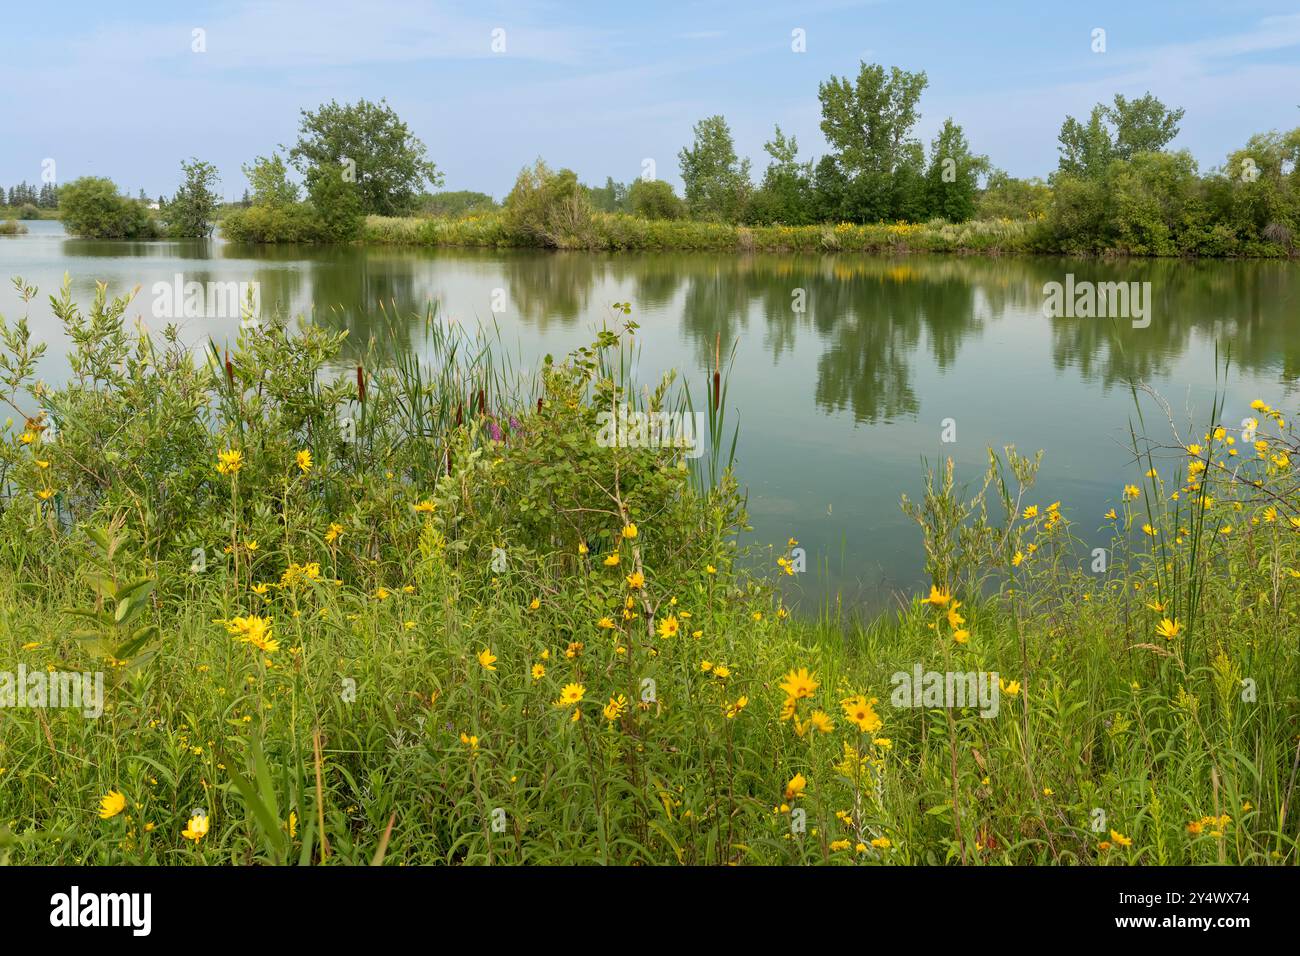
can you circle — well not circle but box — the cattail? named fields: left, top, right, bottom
left=712, top=332, right=721, bottom=412
left=356, top=364, right=366, bottom=403
left=477, top=388, right=486, bottom=416
left=225, top=349, right=234, bottom=387
left=456, top=403, right=463, bottom=428
left=536, top=397, right=543, bottom=413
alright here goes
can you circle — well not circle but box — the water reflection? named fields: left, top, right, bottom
left=4, top=226, right=1299, bottom=606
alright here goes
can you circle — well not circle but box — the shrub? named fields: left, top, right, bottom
left=501, top=160, right=595, bottom=248
left=58, top=177, right=158, bottom=239
left=306, top=164, right=363, bottom=243
left=419, top=190, right=498, bottom=218
left=17, top=203, right=39, bottom=220
left=976, top=171, right=1051, bottom=221
left=221, top=203, right=320, bottom=243
left=163, top=158, right=221, bottom=238
left=627, top=179, right=686, bottom=220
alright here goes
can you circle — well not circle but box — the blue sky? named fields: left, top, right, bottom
left=3, top=0, right=1299, bottom=200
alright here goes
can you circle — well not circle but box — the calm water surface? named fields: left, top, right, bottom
left=4, top=219, right=1298, bottom=609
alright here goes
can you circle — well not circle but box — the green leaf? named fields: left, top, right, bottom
left=85, top=572, right=118, bottom=602
left=229, top=764, right=287, bottom=860
left=116, top=624, right=158, bottom=659
left=86, top=527, right=111, bottom=555
left=115, top=577, right=154, bottom=601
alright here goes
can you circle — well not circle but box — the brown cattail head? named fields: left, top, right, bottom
left=356, top=364, right=366, bottom=403
left=456, top=403, right=463, bottom=428
left=225, top=349, right=234, bottom=387
left=712, top=332, right=721, bottom=411
left=536, top=397, right=543, bottom=413
left=477, top=388, right=486, bottom=416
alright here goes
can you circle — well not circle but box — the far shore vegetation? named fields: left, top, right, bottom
left=25, top=61, right=1300, bottom=258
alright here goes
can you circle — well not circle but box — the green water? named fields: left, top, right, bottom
left=3, top=220, right=1298, bottom=608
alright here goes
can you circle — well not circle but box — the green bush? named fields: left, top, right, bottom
left=306, top=164, right=363, bottom=243
left=163, top=158, right=221, bottom=238
left=419, top=190, right=498, bottom=218
left=221, top=203, right=320, bottom=243
left=976, top=172, right=1051, bottom=221
left=627, top=179, right=686, bottom=220
left=501, top=160, right=595, bottom=248
left=58, top=177, right=159, bottom=239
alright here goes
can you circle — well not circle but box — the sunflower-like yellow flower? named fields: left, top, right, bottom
left=216, top=448, right=244, bottom=476
left=841, top=694, right=882, bottom=733
left=946, top=600, right=965, bottom=629
left=182, top=812, right=210, bottom=842
left=225, top=615, right=279, bottom=653
left=783, top=772, right=807, bottom=801
left=555, top=682, right=585, bottom=708
left=724, top=696, right=748, bottom=719
left=99, top=790, right=127, bottom=820
left=295, top=449, right=313, bottom=474
left=603, top=694, right=628, bottom=722
left=779, top=667, right=819, bottom=701
left=925, top=584, right=951, bottom=607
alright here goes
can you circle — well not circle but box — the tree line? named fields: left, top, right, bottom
left=47, top=62, right=1300, bottom=255
left=1, top=182, right=59, bottom=215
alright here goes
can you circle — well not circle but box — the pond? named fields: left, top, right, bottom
left=3, top=219, right=1298, bottom=610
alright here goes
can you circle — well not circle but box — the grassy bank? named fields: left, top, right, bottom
left=0, top=207, right=58, bottom=221
left=0, top=279, right=1296, bottom=865
left=362, top=212, right=1033, bottom=255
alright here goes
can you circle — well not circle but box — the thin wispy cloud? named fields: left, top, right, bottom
left=1, top=0, right=1296, bottom=195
